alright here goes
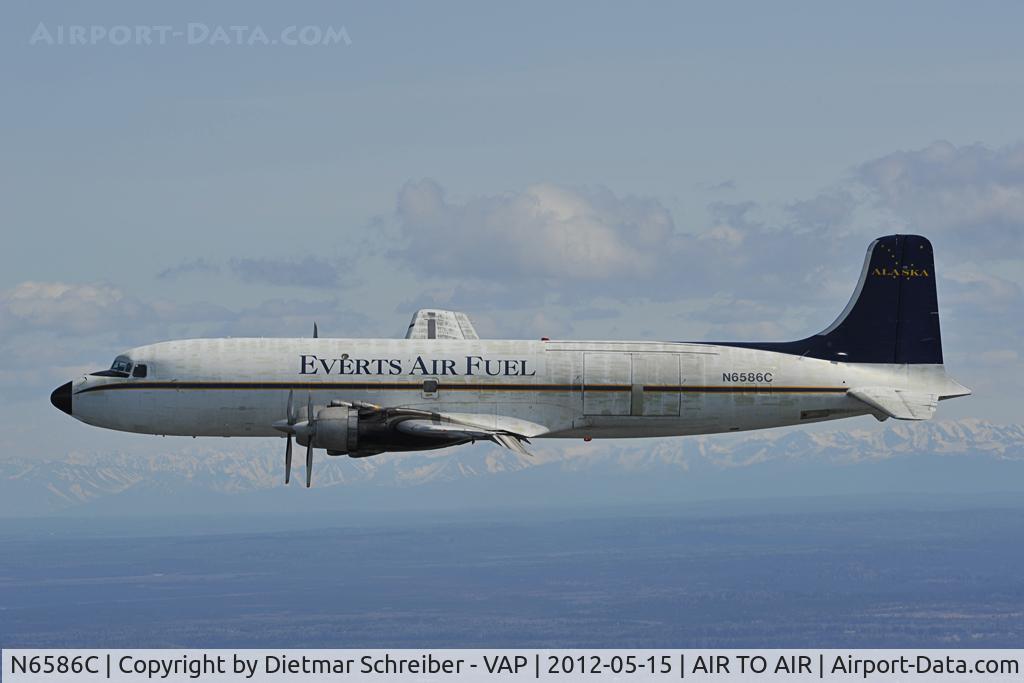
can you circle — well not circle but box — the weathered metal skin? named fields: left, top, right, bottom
left=66, top=337, right=964, bottom=441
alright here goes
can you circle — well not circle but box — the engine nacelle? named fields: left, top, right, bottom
left=311, top=405, right=358, bottom=454
left=296, top=405, right=475, bottom=458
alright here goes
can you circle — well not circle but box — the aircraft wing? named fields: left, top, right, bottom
left=405, top=309, right=480, bottom=340
left=304, top=400, right=545, bottom=457
left=396, top=418, right=534, bottom=456
left=847, top=387, right=938, bottom=421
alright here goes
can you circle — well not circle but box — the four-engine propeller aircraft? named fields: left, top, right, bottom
left=51, top=234, right=970, bottom=487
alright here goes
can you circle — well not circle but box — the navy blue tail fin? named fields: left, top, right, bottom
left=819, top=234, right=942, bottom=364
left=892, top=235, right=943, bottom=364
left=722, top=235, right=943, bottom=364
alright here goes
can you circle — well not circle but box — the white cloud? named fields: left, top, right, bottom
left=382, top=160, right=1022, bottom=407
left=0, top=281, right=134, bottom=336
left=389, top=179, right=884, bottom=342
left=857, top=141, right=1024, bottom=256
left=0, top=281, right=372, bottom=398
left=229, top=256, right=346, bottom=289
left=943, top=270, right=1023, bottom=321
left=785, top=188, right=858, bottom=233
left=395, top=179, right=674, bottom=281
left=700, top=223, right=745, bottom=247
left=156, top=258, right=221, bottom=281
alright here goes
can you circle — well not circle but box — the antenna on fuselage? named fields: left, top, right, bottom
left=313, top=322, right=319, bottom=338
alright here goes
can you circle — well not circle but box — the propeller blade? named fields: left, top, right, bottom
left=313, top=322, right=318, bottom=338
left=285, top=436, right=293, bottom=485
left=305, top=442, right=313, bottom=488
left=304, top=391, right=315, bottom=487
left=286, top=389, right=295, bottom=425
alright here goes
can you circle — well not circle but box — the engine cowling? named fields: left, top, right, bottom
left=294, top=404, right=480, bottom=458
left=311, top=405, right=358, bottom=454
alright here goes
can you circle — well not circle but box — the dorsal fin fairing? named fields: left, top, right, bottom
left=404, top=309, right=480, bottom=340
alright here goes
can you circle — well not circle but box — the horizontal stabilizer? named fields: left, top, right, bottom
left=848, top=387, right=938, bottom=421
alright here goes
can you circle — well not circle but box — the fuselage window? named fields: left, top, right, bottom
left=132, top=364, right=148, bottom=378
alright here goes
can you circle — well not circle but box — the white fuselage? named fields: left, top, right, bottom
left=68, top=337, right=956, bottom=440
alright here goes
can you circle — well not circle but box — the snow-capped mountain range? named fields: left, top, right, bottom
left=3, top=419, right=1022, bottom=517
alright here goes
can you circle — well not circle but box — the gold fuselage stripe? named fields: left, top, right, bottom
left=75, top=381, right=848, bottom=395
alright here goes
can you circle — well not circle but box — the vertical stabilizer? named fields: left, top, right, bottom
left=720, top=234, right=943, bottom=364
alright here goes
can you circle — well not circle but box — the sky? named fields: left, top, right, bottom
left=1, top=1, right=1022, bottom=459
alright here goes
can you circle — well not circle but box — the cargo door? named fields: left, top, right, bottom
left=632, top=353, right=681, bottom=416
left=680, top=353, right=707, bottom=414
left=583, top=352, right=632, bottom=415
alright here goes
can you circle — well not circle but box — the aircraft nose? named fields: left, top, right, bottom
left=50, top=381, right=72, bottom=415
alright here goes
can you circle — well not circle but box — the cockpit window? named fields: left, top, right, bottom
left=111, top=357, right=133, bottom=374
left=88, top=355, right=137, bottom=378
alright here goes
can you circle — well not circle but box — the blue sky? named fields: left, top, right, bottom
left=1, top=1, right=1022, bottom=456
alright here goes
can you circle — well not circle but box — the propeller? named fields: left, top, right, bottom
left=305, top=392, right=315, bottom=488
left=271, top=390, right=317, bottom=487
left=283, top=390, right=297, bottom=484
left=285, top=436, right=293, bottom=485
left=305, top=322, right=318, bottom=488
